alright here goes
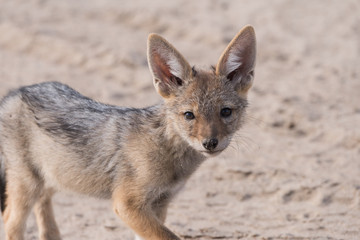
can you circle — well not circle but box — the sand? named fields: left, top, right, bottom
left=0, top=0, right=359, bottom=239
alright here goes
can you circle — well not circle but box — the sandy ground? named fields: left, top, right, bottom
left=0, top=0, right=359, bottom=239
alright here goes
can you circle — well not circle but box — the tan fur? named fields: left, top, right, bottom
left=34, top=189, right=61, bottom=240
left=0, top=25, right=256, bottom=240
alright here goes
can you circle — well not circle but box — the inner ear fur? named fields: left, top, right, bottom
left=216, top=25, right=256, bottom=93
left=147, top=34, right=192, bottom=98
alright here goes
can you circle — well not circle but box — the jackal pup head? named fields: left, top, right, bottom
left=147, top=26, right=256, bottom=157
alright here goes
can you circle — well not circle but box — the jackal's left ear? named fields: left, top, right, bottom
left=216, top=25, right=256, bottom=93
left=147, top=34, right=192, bottom=98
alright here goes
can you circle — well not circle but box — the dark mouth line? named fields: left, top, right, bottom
left=201, top=150, right=221, bottom=154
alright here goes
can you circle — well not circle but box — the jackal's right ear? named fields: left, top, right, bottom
left=147, top=34, right=192, bottom=98
left=216, top=25, right=256, bottom=93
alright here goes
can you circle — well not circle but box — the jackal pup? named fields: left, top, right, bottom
left=0, top=25, right=256, bottom=240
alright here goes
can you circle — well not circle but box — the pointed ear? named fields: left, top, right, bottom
left=147, top=34, right=192, bottom=98
left=216, top=25, right=256, bottom=93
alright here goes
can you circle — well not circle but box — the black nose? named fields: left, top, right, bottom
left=202, top=138, right=218, bottom=151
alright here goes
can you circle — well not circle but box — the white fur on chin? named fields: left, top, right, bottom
left=134, top=234, right=144, bottom=240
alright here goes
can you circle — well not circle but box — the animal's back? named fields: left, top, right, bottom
left=20, top=82, right=115, bottom=138
left=0, top=82, right=112, bottom=150
left=0, top=82, right=130, bottom=198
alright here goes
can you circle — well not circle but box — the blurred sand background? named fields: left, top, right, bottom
left=0, top=0, right=359, bottom=239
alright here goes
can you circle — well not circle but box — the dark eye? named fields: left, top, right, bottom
left=184, top=111, right=195, bottom=120
left=220, top=108, right=232, bottom=118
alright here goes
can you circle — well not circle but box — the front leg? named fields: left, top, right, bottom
left=112, top=186, right=180, bottom=240
left=151, top=191, right=171, bottom=224
left=133, top=193, right=171, bottom=240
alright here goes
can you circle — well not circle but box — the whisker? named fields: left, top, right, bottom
left=230, top=131, right=260, bottom=153
left=243, top=113, right=265, bottom=128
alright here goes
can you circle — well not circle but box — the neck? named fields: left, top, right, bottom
left=146, top=103, right=204, bottom=162
left=134, top=104, right=206, bottom=181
